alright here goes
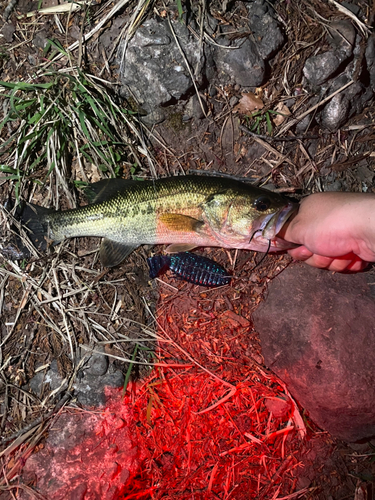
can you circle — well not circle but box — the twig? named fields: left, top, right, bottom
left=142, top=298, right=236, bottom=390
left=0, top=391, right=72, bottom=450
left=165, top=8, right=208, bottom=118
left=277, top=80, right=354, bottom=136
left=239, top=125, right=320, bottom=142
left=39, top=0, right=133, bottom=69
left=327, top=0, right=371, bottom=36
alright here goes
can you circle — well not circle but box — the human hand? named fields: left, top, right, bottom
left=279, top=192, right=375, bottom=272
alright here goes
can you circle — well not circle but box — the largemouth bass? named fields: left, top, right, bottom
left=23, top=175, right=298, bottom=267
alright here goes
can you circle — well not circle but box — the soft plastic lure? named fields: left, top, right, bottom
left=147, top=252, right=231, bottom=287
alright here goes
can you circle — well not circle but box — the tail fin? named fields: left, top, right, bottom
left=1, top=201, right=52, bottom=261
left=20, top=202, right=53, bottom=251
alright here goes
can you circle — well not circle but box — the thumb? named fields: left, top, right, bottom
left=277, top=213, right=299, bottom=242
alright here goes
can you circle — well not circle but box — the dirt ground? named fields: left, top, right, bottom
left=1, top=0, right=375, bottom=498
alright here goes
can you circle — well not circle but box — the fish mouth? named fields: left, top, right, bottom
left=259, top=202, right=299, bottom=240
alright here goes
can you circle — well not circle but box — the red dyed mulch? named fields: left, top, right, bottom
left=120, top=363, right=305, bottom=500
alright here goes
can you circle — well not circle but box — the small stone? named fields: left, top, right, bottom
left=319, top=80, right=364, bottom=131
left=264, top=397, right=291, bottom=418
left=209, top=86, right=217, bottom=97
left=74, top=364, right=125, bottom=408
left=365, top=35, right=375, bottom=91
left=323, top=179, right=343, bottom=192
left=85, top=348, right=109, bottom=376
left=295, top=114, right=313, bottom=135
left=33, top=30, right=49, bottom=50
left=28, top=360, right=64, bottom=396
left=103, top=366, right=125, bottom=389
left=28, top=54, right=37, bottom=66
left=229, top=96, right=239, bottom=107
left=192, top=94, right=208, bottom=120
left=2, top=23, right=15, bottom=43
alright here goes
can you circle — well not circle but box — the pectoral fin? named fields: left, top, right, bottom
left=158, top=213, right=203, bottom=233
left=100, top=239, right=138, bottom=267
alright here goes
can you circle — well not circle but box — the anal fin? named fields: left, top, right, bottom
left=100, top=239, right=138, bottom=267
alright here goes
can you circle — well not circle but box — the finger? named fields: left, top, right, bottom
left=287, top=246, right=313, bottom=261
left=327, top=259, right=358, bottom=272
left=303, top=254, right=334, bottom=269
left=303, top=256, right=367, bottom=272
left=346, top=258, right=369, bottom=272
left=327, top=254, right=368, bottom=272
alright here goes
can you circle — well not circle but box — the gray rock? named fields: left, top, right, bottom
left=204, top=13, right=219, bottom=36
left=303, top=21, right=355, bottom=88
left=355, top=165, right=375, bottom=191
left=184, top=94, right=208, bottom=121
left=99, top=17, right=126, bottom=49
left=365, top=35, right=375, bottom=91
left=320, top=79, right=364, bottom=131
left=28, top=360, right=65, bottom=396
left=28, top=352, right=123, bottom=408
left=323, top=178, right=343, bottom=192
left=247, top=0, right=285, bottom=59
left=18, top=407, right=139, bottom=500
left=295, top=113, right=313, bottom=135
left=119, top=18, right=207, bottom=121
left=84, top=346, right=109, bottom=376
left=320, top=90, right=350, bottom=131
left=253, top=263, right=375, bottom=442
left=303, top=50, right=348, bottom=86
left=341, top=1, right=361, bottom=16
left=327, top=20, right=356, bottom=56
left=74, top=364, right=124, bottom=407
left=215, top=39, right=265, bottom=87
left=300, top=22, right=374, bottom=132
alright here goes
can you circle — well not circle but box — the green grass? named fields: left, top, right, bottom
left=0, top=67, right=136, bottom=200
left=247, top=108, right=285, bottom=136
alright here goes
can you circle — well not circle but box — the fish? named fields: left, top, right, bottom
left=147, top=252, right=232, bottom=287
left=21, top=175, right=298, bottom=267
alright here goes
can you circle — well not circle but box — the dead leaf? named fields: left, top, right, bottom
left=235, top=92, right=264, bottom=114
left=264, top=396, right=292, bottom=417
left=220, top=310, right=250, bottom=328
left=272, top=102, right=291, bottom=126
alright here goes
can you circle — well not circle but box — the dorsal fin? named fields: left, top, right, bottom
left=85, top=179, right=138, bottom=204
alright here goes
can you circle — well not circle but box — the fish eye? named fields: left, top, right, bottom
left=253, top=196, right=271, bottom=211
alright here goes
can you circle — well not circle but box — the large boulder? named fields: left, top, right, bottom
left=253, top=263, right=375, bottom=442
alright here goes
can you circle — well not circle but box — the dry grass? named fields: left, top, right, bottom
left=0, top=0, right=374, bottom=497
